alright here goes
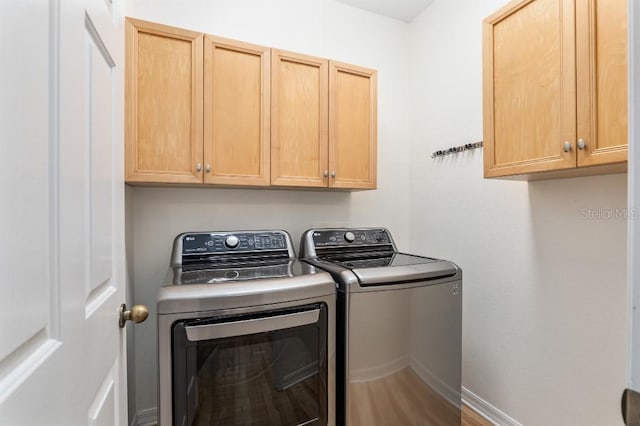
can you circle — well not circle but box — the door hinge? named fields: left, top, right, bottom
left=622, top=388, right=640, bottom=425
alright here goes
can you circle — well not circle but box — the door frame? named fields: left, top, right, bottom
left=628, top=0, right=640, bottom=398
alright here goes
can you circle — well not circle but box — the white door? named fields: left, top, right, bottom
left=0, top=0, right=130, bottom=424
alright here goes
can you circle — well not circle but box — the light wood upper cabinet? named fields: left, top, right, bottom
left=329, top=61, right=377, bottom=189
left=125, top=18, right=203, bottom=183
left=483, top=0, right=627, bottom=179
left=204, top=36, right=270, bottom=186
left=125, top=18, right=377, bottom=190
left=576, top=0, right=628, bottom=167
left=271, top=50, right=329, bottom=187
left=271, top=54, right=378, bottom=189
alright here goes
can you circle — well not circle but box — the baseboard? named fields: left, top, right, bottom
left=133, top=387, right=516, bottom=426
left=134, top=388, right=511, bottom=426
left=131, top=407, right=158, bottom=426
left=410, top=357, right=461, bottom=408
left=349, top=355, right=409, bottom=383
left=462, top=387, right=522, bottom=426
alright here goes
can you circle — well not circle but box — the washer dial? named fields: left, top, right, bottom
left=224, top=235, right=240, bottom=248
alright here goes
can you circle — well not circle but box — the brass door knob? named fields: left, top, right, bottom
left=119, top=303, right=149, bottom=328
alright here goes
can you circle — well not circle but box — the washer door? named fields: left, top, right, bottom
left=171, top=303, right=328, bottom=426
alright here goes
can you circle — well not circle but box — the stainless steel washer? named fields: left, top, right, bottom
left=158, top=230, right=336, bottom=426
left=300, top=228, right=462, bottom=426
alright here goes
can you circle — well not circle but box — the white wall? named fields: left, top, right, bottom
left=124, top=1, right=629, bottom=423
left=409, top=1, right=628, bottom=425
left=123, top=0, right=412, bottom=417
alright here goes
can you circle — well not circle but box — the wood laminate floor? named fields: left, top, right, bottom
left=348, top=367, right=494, bottom=426
left=348, top=367, right=459, bottom=425
left=462, top=404, right=493, bottom=426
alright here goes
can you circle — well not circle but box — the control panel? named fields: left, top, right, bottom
left=182, top=231, right=288, bottom=254
left=311, top=228, right=391, bottom=248
left=178, top=263, right=293, bottom=284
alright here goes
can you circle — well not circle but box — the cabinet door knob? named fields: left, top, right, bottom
left=563, top=141, right=572, bottom=153
left=331, top=171, right=336, bottom=178
left=324, top=170, right=329, bottom=178
left=206, top=164, right=211, bottom=173
left=196, top=163, right=202, bottom=172
left=577, top=139, right=586, bottom=150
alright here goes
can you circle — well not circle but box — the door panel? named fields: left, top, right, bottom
left=203, top=36, right=270, bottom=186
left=136, top=34, right=192, bottom=171
left=0, top=0, right=56, bottom=378
left=86, top=16, right=116, bottom=316
left=483, top=0, right=576, bottom=177
left=329, top=62, right=377, bottom=189
left=125, top=19, right=203, bottom=184
left=576, top=0, right=628, bottom=166
left=271, top=50, right=329, bottom=187
left=88, top=365, right=116, bottom=426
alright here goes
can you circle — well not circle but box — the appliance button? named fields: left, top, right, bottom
left=225, top=270, right=240, bottom=279
left=344, top=232, right=355, bottom=243
left=224, top=235, right=240, bottom=249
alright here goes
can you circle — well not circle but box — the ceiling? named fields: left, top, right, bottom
left=335, top=0, right=435, bottom=23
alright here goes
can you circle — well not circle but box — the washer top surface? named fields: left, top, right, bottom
left=319, top=252, right=441, bottom=269
left=175, top=259, right=312, bottom=285
left=299, top=228, right=460, bottom=289
left=158, top=230, right=336, bottom=315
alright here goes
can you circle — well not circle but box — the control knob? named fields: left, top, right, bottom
left=224, top=235, right=240, bottom=249
left=344, top=231, right=355, bottom=243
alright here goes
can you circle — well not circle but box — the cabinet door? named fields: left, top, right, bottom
left=329, top=61, right=377, bottom=189
left=576, top=0, right=628, bottom=167
left=125, top=18, right=203, bottom=183
left=271, top=50, right=328, bottom=187
left=483, top=0, right=576, bottom=177
left=203, top=36, right=270, bottom=186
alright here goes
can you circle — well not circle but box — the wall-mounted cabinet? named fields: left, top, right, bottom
left=271, top=50, right=328, bottom=188
left=329, top=61, right=377, bottom=189
left=125, top=18, right=203, bottom=184
left=203, top=36, right=270, bottom=186
left=125, top=18, right=377, bottom=190
left=126, top=19, right=270, bottom=186
left=271, top=52, right=377, bottom=189
left=482, top=0, right=627, bottom=179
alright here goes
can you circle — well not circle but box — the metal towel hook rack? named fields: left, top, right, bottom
left=431, top=141, right=483, bottom=159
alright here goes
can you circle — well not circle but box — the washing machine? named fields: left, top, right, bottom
left=299, top=227, right=462, bottom=425
left=157, top=230, right=336, bottom=426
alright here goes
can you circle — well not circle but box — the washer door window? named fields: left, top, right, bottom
left=172, top=304, right=328, bottom=426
